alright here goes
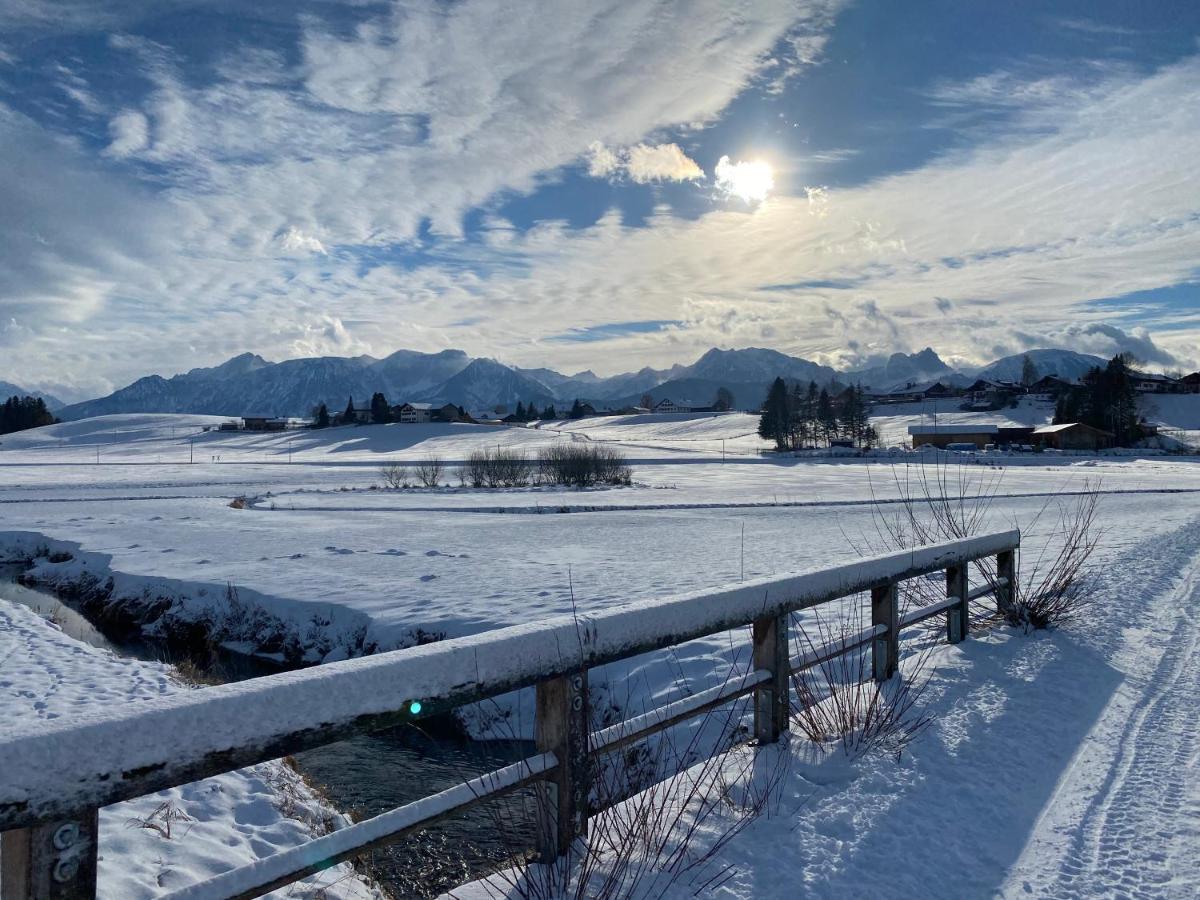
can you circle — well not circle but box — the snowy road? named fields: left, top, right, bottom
left=1006, top=519, right=1200, bottom=898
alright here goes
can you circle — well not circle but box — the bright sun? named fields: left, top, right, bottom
left=714, top=155, right=774, bottom=203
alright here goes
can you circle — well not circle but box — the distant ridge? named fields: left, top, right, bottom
left=54, top=345, right=1116, bottom=421
left=0, top=380, right=64, bottom=411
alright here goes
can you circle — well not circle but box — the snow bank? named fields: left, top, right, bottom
left=0, top=597, right=380, bottom=899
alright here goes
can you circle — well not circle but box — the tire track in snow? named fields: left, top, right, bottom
left=1010, top=518, right=1200, bottom=898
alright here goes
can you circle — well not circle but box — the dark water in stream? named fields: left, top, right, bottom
left=1, top=565, right=536, bottom=897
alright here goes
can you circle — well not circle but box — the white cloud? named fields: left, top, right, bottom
left=3, top=1, right=1199, bottom=391
left=587, top=141, right=703, bottom=183
left=277, top=227, right=327, bottom=256
left=586, top=141, right=622, bottom=178
left=104, top=109, right=149, bottom=157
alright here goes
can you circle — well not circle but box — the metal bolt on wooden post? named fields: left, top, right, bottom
left=871, top=582, right=899, bottom=681
left=534, top=671, right=589, bottom=861
left=946, top=564, right=969, bottom=644
left=752, top=613, right=789, bottom=743
left=1, top=809, right=99, bottom=900
left=996, top=549, right=1016, bottom=618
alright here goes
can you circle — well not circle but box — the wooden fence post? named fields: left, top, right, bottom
left=871, top=582, right=899, bottom=681
left=946, top=564, right=968, bottom=644
left=752, top=614, right=789, bottom=743
left=0, top=810, right=99, bottom=900
left=995, top=549, right=1016, bottom=618
left=534, top=672, right=589, bottom=860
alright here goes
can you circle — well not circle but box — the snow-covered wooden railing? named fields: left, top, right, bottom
left=0, top=530, right=1018, bottom=899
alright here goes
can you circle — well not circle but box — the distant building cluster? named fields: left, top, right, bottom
left=907, top=422, right=1117, bottom=452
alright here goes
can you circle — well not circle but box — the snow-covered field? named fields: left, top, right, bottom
left=4, top=411, right=1200, bottom=897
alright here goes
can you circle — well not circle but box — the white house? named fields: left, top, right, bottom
left=395, top=402, right=434, bottom=424
left=652, top=398, right=692, bottom=414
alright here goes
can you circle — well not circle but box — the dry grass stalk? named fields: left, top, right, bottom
left=789, top=602, right=933, bottom=760
left=854, top=461, right=1102, bottom=631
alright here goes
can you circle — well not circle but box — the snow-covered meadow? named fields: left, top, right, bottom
left=3, top=409, right=1200, bottom=897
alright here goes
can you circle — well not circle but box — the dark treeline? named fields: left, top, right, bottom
left=758, top=378, right=875, bottom=451
left=1053, top=353, right=1142, bottom=446
left=0, top=396, right=57, bottom=435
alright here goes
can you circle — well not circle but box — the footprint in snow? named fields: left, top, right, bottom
left=420, top=574, right=437, bottom=582
left=160, top=548, right=175, bottom=553
left=379, top=549, right=407, bottom=556
left=324, top=546, right=354, bottom=555
left=196, top=559, right=211, bottom=565
left=425, top=550, right=442, bottom=557
left=289, top=553, right=306, bottom=559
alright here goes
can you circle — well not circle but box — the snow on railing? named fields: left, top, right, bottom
left=0, top=530, right=1018, bottom=899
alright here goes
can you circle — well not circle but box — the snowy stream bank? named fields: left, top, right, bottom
left=0, top=568, right=536, bottom=898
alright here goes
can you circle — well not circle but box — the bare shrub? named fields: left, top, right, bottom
left=415, top=456, right=445, bottom=487
left=489, top=448, right=532, bottom=487
left=463, top=449, right=489, bottom=487
left=467, top=687, right=791, bottom=900
left=999, top=490, right=1101, bottom=630
left=789, top=603, right=933, bottom=760
left=538, top=444, right=632, bottom=487
left=126, top=800, right=193, bottom=840
left=380, top=462, right=410, bottom=489
left=460, top=447, right=533, bottom=487
left=855, top=461, right=1102, bottom=631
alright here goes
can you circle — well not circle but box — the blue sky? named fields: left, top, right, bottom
left=1, top=0, right=1198, bottom=398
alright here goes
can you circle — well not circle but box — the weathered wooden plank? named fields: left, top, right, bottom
left=0, top=810, right=98, bottom=900
left=591, top=671, right=768, bottom=756
left=0, top=530, right=1019, bottom=831
left=996, top=549, right=1017, bottom=616
left=946, top=565, right=969, bottom=644
left=534, top=672, right=589, bottom=860
left=752, top=614, right=789, bottom=743
left=871, top=582, right=899, bottom=682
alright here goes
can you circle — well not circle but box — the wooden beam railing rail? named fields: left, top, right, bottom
left=0, top=530, right=1019, bottom=900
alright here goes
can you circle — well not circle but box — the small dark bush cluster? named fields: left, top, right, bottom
left=537, top=444, right=632, bottom=487
left=462, top=447, right=534, bottom=487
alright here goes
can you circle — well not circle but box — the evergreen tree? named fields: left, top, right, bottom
left=542, top=404, right=557, bottom=420
left=315, top=403, right=330, bottom=428
left=713, top=386, right=735, bottom=411
left=569, top=399, right=585, bottom=419
left=1054, top=353, right=1139, bottom=445
left=370, top=392, right=391, bottom=424
left=757, top=377, right=791, bottom=450
left=343, top=396, right=356, bottom=425
left=0, top=396, right=56, bottom=435
left=515, top=401, right=526, bottom=421
left=816, top=387, right=838, bottom=446
left=525, top=401, right=539, bottom=421
left=1021, top=354, right=1039, bottom=386
left=838, top=385, right=871, bottom=447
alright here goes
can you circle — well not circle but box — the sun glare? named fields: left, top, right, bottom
left=714, top=155, right=774, bottom=203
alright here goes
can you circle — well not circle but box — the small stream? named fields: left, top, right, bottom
left=1, top=565, right=536, bottom=897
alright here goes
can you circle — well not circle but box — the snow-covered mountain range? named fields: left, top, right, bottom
left=52, top=346, right=1111, bottom=421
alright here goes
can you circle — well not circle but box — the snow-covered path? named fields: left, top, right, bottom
left=1006, top=521, right=1200, bottom=897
